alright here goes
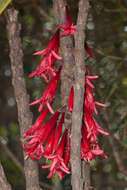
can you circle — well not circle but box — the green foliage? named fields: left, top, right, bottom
left=0, top=0, right=12, bottom=14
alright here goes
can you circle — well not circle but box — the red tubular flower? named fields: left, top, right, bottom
left=23, top=111, right=60, bottom=160
left=81, top=126, right=106, bottom=161
left=84, top=113, right=109, bottom=141
left=84, top=86, right=96, bottom=114
left=86, top=75, right=98, bottom=89
left=59, top=7, right=76, bottom=36
left=81, top=138, right=106, bottom=161
left=51, top=112, right=65, bottom=153
left=28, top=56, right=56, bottom=81
left=68, top=86, right=74, bottom=112
left=56, top=131, right=71, bottom=179
left=43, top=128, right=55, bottom=157
left=29, top=30, right=62, bottom=81
left=24, top=3, right=109, bottom=177
left=30, top=68, right=61, bottom=113
left=23, top=108, right=49, bottom=138
left=43, top=112, right=65, bottom=157
left=81, top=73, right=109, bottom=161
left=34, top=30, right=60, bottom=57
left=42, top=129, right=70, bottom=179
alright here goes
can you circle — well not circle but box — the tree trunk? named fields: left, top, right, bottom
left=71, top=0, right=90, bottom=190
left=0, top=163, right=11, bottom=190
left=6, top=7, right=40, bottom=190
left=54, top=0, right=90, bottom=190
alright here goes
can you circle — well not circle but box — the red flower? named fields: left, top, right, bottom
left=23, top=111, right=60, bottom=160
left=51, top=112, right=65, bottom=153
left=84, top=113, right=109, bottom=141
left=42, top=129, right=70, bottom=178
left=23, top=108, right=49, bottom=138
left=43, top=112, right=65, bottom=157
left=81, top=126, right=107, bottom=161
left=59, top=7, right=76, bottom=36
left=29, top=30, right=62, bottom=81
left=30, top=68, right=61, bottom=113
left=84, top=86, right=97, bottom=114
left=56, top=131, right=70, bottom=179
left=86, top=75, right=98, bottom=89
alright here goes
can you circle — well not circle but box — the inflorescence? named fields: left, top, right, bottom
left=23, top=7, right=109, bottom=179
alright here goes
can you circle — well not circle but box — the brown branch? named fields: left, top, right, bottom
left=95, top=48, right=123, bottom=61
left=71, top=1, right=90, bottom=190
left=6, top=8, right=40, bottom=190
left=0, top=163, right=11, bottom=190
left=53, top=0, right=75, bottom=130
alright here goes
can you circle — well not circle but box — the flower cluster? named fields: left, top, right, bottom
left=23, top=6, right=108, bottom=179
left=68, top=73, right=109, bottom=161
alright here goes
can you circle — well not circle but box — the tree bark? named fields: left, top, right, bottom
left=0, top=163, right=11, bottom=190
left=54, top=0, right=90, bottom=190
left=6, top=8, right=40, bottom=190
left=53, top=0, right=75, bottom=127
left=0, top=164, right=11, bottom=190
left=71, top=1, right=90, bottom=190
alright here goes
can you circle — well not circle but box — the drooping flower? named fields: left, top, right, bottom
left=43, top=112, right=65, bottom=157
left=84, top=74, right=109, bottom=141
left=42, top=129, right=70, bottom=179
left=84, top=113, right=109, bottom=141
left=59, top=7, right=76, bottom=36
left=86, top=75, right=99, bottom=89
left=84, top=86, right=97, bottom=114
left=30, top=68, right=61, bottom=113
left=23, top=108, right=49, bottom=138
left=56, top=131, right=70, bottom=179
left=29, top=30, right=62, bottom=81
left=81, top=126, right=107, bottom=161
left=23, top=111, right=60, bottom=160
left=23, top=3, right=109, bottom=179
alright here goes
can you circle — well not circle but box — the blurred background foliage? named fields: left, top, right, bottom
left=0, top=0, right=127, bottom=189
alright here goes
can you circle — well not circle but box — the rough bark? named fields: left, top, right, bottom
left=53, top=0, right=75, bottom=123
left=71, top=1, right=90, bottom=190
left=6, top=8, right=40, bottom=190
left=82, top=161, right=91, bottom=190
left=0, top=163, right=11, bottom=190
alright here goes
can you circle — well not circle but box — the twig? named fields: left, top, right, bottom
left=6, top=7, right=40, bottom=190
left=104, top=8, right=127, bottom=13
left=95, top=48, right=123, bottom=61
left=53, top=0, right=75, bottom=127
left=71, top=1, right=90, bottom=190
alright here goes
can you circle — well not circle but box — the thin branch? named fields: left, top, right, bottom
left=104, top=8, right=127, bottom=13
left=71, top=1, right=90, bottom=190
left=6, top=7, right=40, bottom=190
left=53, top=0, right=75, bottom=128
left=95, top=48, right=123, bottom=61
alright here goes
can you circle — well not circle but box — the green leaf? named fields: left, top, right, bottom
left=0, top=0, right=12, bottom=15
